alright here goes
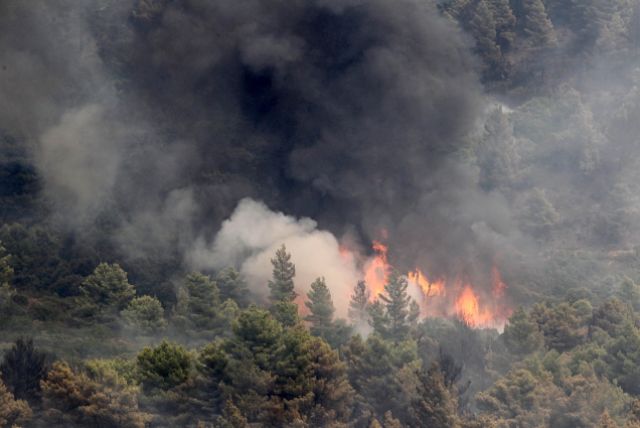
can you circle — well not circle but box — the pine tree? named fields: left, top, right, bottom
left=410, top=363, right=459, bottom=428
left=0, top=378, right=31, bottom=428
left=0, top=243, right=15, bottom=325
left=268, top=245, right=296, bottom=303
left=379, top=271, right=411, bottom=340
left=41, top=361, right=150, bottom=427
left=598, top=410, right=616, bottom=428
left=121, top=295, right=167, bottom=333
left=468, top=0, right=502, bottom=71
left=521, top=0, right=557, bottom=48
left=408, top=300, right=420, bottom=327
left=216, top=267, right=250, bottom=307
left=368, top=300, right=389, bottom=337
left=0, top=243, right=13, bottom=286
left=349, top=280, right=370, bottom=326
left=488, top=0, right=516, bottom=50
left=305, top=277, right=335, bottom=339
left=81, top=263, right=135, bottom=311
left=174, top=272, right=230, bottom=334
left=0, top=338, right=48, bottom=404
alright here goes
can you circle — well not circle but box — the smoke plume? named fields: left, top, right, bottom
left=0, top=0, right=520, bottom=298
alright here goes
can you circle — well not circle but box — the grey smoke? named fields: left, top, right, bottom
left=0, top=0, right=521, bottom=297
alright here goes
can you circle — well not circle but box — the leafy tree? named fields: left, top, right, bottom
left=618, top=277, right=640, bottom=312
left=591, top=298, right=632, bottom=338
left=216, top=267, right=250, bottom=307
left=488, top=0, right=516, bottom=50
left=345, top=334, right=420, bottom=424
left=268, top=245, right=296, bottom=303
left=0, top=377, right=31, bottom=428
left=81, top=263, right=135, bottom=311
left=41, top=361, right=150, bottom=427
left=408, top=300, right=420, bottom=327
left=137, top=341, right=192, bottom=392
left=201, top=307, right=354, bottom=425
left=476, top=108, right=520, bottom=192
left=0, top=338, right=48, bottom=404
left=520, top=0, right=557, bottom=47
left=368, top=300, right=389, bottom=337
left=270, top=300, right=300, bottom=328
left=468, top=0, right=502, bottom=71
left=598, top=410, right=617, bottom=428
left=349, top=280, right=370, bottom=326
left=0, top=242, right=13, bottom=286
left=519, top=188, right=559, bottom=238
left=410, top=363, right=460, bottom=428
left=530, top=302, right=586, bottom=352
left=0, top=224, right=90, bottom=296
left=379, top=271, right=412, bottom=340
left=305, top=277, right=335, bottom=339
left=603, top=322, right=640, bottom=395
left=476, top=367, right=563, bottom=427
left=0, top=245, right=16, bottom=326
left=174, top=272, right=232, bottom=334
left=502, top=307, right=544, bottom=355
left=121, top=295, right=167, bottom=333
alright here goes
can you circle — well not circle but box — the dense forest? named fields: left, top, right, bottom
left=1, top=0, right=640, bottom=426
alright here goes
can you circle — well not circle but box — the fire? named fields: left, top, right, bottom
left=407, top=269, right=445, bottom=297
left=363, top=241, right=390, bottom=298
left=359, top=241, right=511, bottom=329
left=454, top=285, right=495, bottom=327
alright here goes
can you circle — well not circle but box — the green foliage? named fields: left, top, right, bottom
left=379, top=271, right=412, bottom=340
left=121, top=295, right=167, bottom=333
left=345, top=334, right=420, bottom=424
left=174, top=272, right=235, bottom=336
left=530, top=302, right=586, bottom=352
left=268, top=245, right=296, bottom=303
left=0, top=338, right=48, bottom=404
left=411, top=363, right=460, bottom=428
left=0, top=243, right=13, bottom=286
left=304, top=277, right=335, bottom=339
left=269, top=300, right=300, bottom=327
left=0, top=377, right=31, bottom=428
left=81, top=263, right=135, bottom=311
left=216, top=267, right=250, bottom=307
left=349, top=280, right=370, bottom=326
left=41, top=361, right=150, bottom=427
left=201, top=307, right=354, bottom=426
left=136, top=341, right=192, bottom=392
left=368, top=299, right=388, bottom=337
left=503, top=307, right=544, bottom=355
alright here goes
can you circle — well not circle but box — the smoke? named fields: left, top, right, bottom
left=0, top=0, right=522, bottom=299
left=189, top=198, right=360, bottom=317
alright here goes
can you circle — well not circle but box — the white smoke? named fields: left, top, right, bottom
left=188, top=198, right=360, bottom=317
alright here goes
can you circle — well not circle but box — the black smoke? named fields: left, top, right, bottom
left=0, top=0, right=518, bottom=288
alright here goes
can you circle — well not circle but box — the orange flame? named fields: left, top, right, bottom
left=363, top=241, right=389, bottom=298
left=407, top=269, right=445, bottom=297
left=358, top=241, right=511, bottom=329
left=454, top=285, right=496, bottom=328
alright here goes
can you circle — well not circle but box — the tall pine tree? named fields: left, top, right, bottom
left=268, top=245, right=299, bottom=327
left=349, top=280, right=370, bottom=326
left=305, top=277, right=335, bottom=339
left=379, top=271, right=411, bottom=340
left=268, top=245, right=296, bottom=303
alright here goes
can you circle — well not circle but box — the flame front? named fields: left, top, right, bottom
left=363, top=241, right=389, bottom=298
left=408, top=269, right=445, bottom=297
left=359, top=241, right=511, bottom=329
left=454, top=285, right=495, bottom=327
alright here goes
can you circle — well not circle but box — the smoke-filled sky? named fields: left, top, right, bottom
left=1, top=0, right=639, bottom=304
